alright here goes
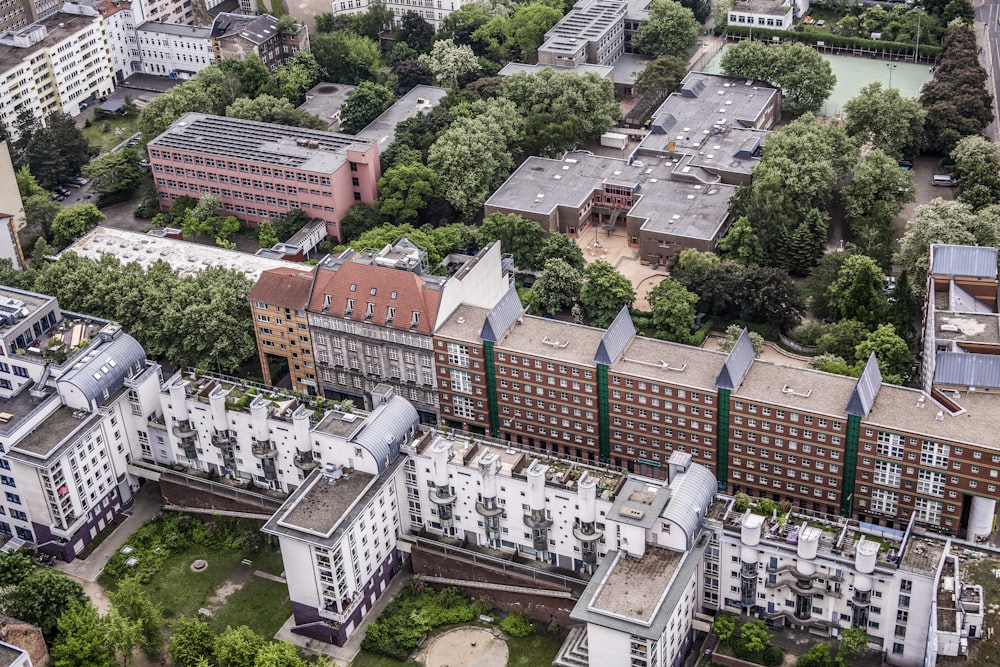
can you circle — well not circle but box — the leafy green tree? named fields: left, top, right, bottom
left=351, top=223, right=472, bottom=267
left=0, top=550, right=33, bottom=587
left=83, top=147, right=144, bottom=198
left=311, top=32, right=381, bottom=84
left=399, top=12, right=435, bottom=51
left=835, top=627, right=869, bottom=667
left=717, top=324, right=764, bottom=356
left=215, top=626, right=266, bottom=667
left=633, top=0, right=699, bottom=58
left=51, top=601, right=115, bottom=667
left=253, top=641, right=307, bottom=667
left=887, top=270, right=919, bottom=344
left=52, top=204, right=105, bottom=246
left=633, top=54, right=688, bottom=95
left=427, top=98, right=523, bottom=218
left=721, top=41, right=836, bottom=116
left=680, top=0, right=711, bottom=23
left=843, top=82, right=926, bottom=159
left=16, top=165, right=45, bottom=197
left=712, top=614, right=738, bottom=644
left=648, top=278, right=698, bottom=343
left=275, top=52, right=319, bottom=103
left=951, top=135, right=1000, bottom=210
left=1, top=568, right=88, bottom=643
left=109, top=576, right=164, bottom=657
left=827, top=255, right=885, bottom=328
left=477, top=212, right=547, bottom=270
left=796, top=642, right=833, bottom=667
left=718, top=216, right=763, bottom=265
left=505, top=2, right=563, bottom=60
left=257, top=219, right=280, bottom=249
left=225, top=95, right=325, bottom=129
left=392, top=60, right=435, bottom=95
left=817, top=319, right=870, bottom=361
left=107, top=607, right=142, bottom=667
left=340, top=203, right=382, bottom=242
left=740, top=620, right=772, bottom=654
left=841, top=148, right=915, bottom=269
left=419, top=39, right=482, bottom=90
left=579, top=260, right=636, bottom=327
left=804, top=251, right=851, bottom=320
left=533, top=258, right=582, bottom=314
left=218, top=56, right=275, bottom=99
left=856, top=324, right=913, bottom=384
left=810, top=353, right=859, bottom=378
left=356, top=0, right=395, bottom=39
left=376, top=163, right=443, bottom=224
left=537, top=232, right=585, bottom=271
left=169, top=617, right=216, bottom=667
left=23, top=192, right=61, bottom=240
left=25, top=112, right=90, bottom=190
left=341, top=82, right=396, bottom=134
left=500, top=69, right=619, bottom=155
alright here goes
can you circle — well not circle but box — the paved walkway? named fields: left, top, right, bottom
left=54, top=481, right=162, bottom=582
left=274, top=560, right=414, bottom=666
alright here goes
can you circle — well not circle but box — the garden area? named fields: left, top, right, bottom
left=355, top=579, right=565, bottom=667
left=81, top=114, right=140, bottom=154
left=708, top=614, right=871, bottom=667
left=948, top=558, right=1000, bottom=667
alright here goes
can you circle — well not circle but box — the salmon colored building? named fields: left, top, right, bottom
left=147, top=113, right=381, bottom=241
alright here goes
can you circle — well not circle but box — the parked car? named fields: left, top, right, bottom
left=70, top=176, right=88, bottom=186
left=56, top=186, right=71, bottom=197
left=932, top=174, right=958, bottom=187
left=897, top=159, right=913, bottom=171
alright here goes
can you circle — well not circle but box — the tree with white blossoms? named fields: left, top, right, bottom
left=418, top=38, right=481, bottom=91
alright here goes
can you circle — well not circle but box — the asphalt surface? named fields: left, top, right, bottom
left=975, top=0, right=1000, bottom=140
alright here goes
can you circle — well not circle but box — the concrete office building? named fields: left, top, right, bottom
left=0, top=8, right=115, bottom=127
left=727, top=0, right=809, bottom=30
left=135, top=21, right=212, bottom=78
left=306, top=239, right=513, bottom=422
left=147, top=113, right=381, bottom=240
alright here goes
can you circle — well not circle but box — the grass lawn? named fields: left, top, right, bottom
left=956, top=558, right=1000, bottom=667
left=82, top=115, right=139, bottom=154
left=350, top=628, right=566, bottom=667
left=350, top=652, right=420, bottom=667
left=208, top=576, right=290, bottom=637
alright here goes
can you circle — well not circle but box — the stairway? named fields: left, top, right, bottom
left=552, top=626, right=589, bottom=667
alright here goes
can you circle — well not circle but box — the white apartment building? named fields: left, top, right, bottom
left=85, top=0, right=140, bottom=82
left=304, top=0, right=462, bottom=31
left=136, top=20, right=212, bottom=78
left=0, top=8, right=115, bottom=129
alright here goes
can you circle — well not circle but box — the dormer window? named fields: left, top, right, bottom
left=346, top=298, right=355, bottom=315
left=370, top=287, right=377, bottom=295
left=350, top=284, right=357, bottom=292
left=410, top=311, right=420, bottom=329
left=387, top=306, right=395, bottom=323
left=365, top=302, right=375, bottom=321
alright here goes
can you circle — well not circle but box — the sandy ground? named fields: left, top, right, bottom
left=417, top=627, right=509, bottom=667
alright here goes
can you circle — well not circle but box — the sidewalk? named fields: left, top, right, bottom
left=54, top=481, right=162, bottom=582
left=274, top=559, right=414, bottom=666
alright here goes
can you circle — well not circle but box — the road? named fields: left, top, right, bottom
left=975, top=0, right=1000, bottom=140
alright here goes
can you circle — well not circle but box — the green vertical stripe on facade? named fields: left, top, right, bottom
left=716, top=388, right=730, bottom=491
left=597, top=364, right=610, bottom=463
left=841, top=415, right=861, bottom=517
left=484, top=341, right=500, bottom=438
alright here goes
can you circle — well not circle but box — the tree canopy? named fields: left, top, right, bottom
left=375, top=163, right=443, bottom=225
left=951, top=135, right=1000, bottom=210
left=647, top=277, right=698, bottom=343
left=632, top=0, right=700, bottom=58
left=843, top=82, right=926, bottom=159
left=340, top=82, right=396, bottom=134
left=477, top=212, right=546, bottom=270
left=721, top=41, right=836, bottom=116
left=52, top=204, right=105, bottom=246
left=419, top=39, right=482, bottom=91
left=841, top=148, right=915, bottom=269
left=533, top=258, right=582, bottom=314
left=578, top=260, right=635, bottom=327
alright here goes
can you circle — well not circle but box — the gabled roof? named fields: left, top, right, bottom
left=249, top=267, right=314, bottom=310
left=715, top=329, right=755, bottom=391
left=481, top=288, right=524, bottom=342
left=307, top=255, right=442, bottom=335
left=930, top=244, right=998, bottom=279
left=594, top=307, right=635, bottom=365
left=211, top=12, right=281, bottom=43
left=934, top=351, right=1000, bottom=390
left=845, top=353, right=882, bottom=417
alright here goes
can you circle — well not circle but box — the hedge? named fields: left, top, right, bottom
left=717, top=26, right=940, bottom=60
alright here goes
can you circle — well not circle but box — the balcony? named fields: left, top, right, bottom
left=261, top=459, right=277, bottom=482
left=765, top=576, right=841, bottom=599
left=429, top=487, right=456, bottom=505
left=211, top=429, right=234, bottom=448
left=172, top=420, right=196, bottom=438
left=293, top=453, right=319, bottom=471
left=475, top=500, right=504, bottom=518
left=252, top=440, right=277, bottom=458
left=573, top=525, right=603, bottom=542
left=766, top=564, right=843, bottom=583
left=762, top=609, right=840, bottom=632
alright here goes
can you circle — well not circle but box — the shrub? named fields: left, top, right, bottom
left=793, top=321, right=826, bottom=346
left=500, top=612, right=535, bottom=638
left=763, top=646, right=785, bottom=667
left=361, top=585, right=478, bottom=659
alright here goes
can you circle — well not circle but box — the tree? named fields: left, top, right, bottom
left=253, top=641, right=307, bottom=667
left=83, top=147, right=144, bottom=198
left=1, top=568, right=88, bottom=643
left=796, top=642, right=833, bottom=667
left=633, top=54, right=688, bottom=95
left=843, top=82, right=926, bottom=159
left=23, top=192, right=61, bottom=240
left=340, top=203, right=382, bottom=242
left=680, top=0, right=711, bottom=23
left=257, top=219, right=279, bottom=249
left=16, top=165, right=45, bottom=198
left=107, top=608, right=142, bottom=667
left=817, top=319, right=870, bottom=361
left=340, top=82, right=396, bottom=134
left=500, top=69, right=619, bottom=155
left=169, top=617, right=216, bottom=667
left=712, top=614, right=738, bottom=644
left=311, top=32, right=381, bottom=84
left=0, top=549, right=33, bottom=587
left=951, top=135, right=1000, bottom=210
left=717, top=324, right=764, bottom=356
left=856, top=324, right=913, bottom=384
left=632, top=0, right=699, bottom=58
left=578, top=261, right=636, bottom=327
left=356, top=0, right=395, bottom=39
left=505, top=2, right=563, bottom=60
left=392, top=60, right=435, bottom=95
left=721, top=41, right=836, bottom=116
left=427, top=98, right=523, bottom=218
left=225, top=95, right=325, bottom=129
left=718, top=216, right=763, bottom=265
left=109, top=576, right=164, bottom=658
left=740, top=620, right=772, bottom=654
left=841, top=149, right=915, bottom=269
left=827, top=255, right=885, bottom=328
left=835, top=628, right=869, bottom=667
left=647, top=278, right=698, bottom=343
left=275, top=51, right=320, bottom=103
left=533, top=258, right=582, bottom=314
left=376, top=163, right=443, bottom=224
left=50, top=601, right=115, bottom=667
left=887, top=270, right=919, bottom=344
left=399, top=11, right=435, bottom=51
left=477, top=212, right=547, bottom=270
left=804, top=251, right=851, bottom=320
left=537, top=232, right=585, bottom=271
left=25, top=112, right=91, bottom=190
left=52, top=204, right=104, bottom=246
left=215, top=626, right=266, bottom=667
left=419, top=39, right=482, bottom=91
left=351, top=223, right=472, bottom=267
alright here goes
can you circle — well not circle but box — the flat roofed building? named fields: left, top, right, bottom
left=147, top=113, right=381, bottom=241
left=537, top=0, right=626, bottom=68
left=135, top=21, right=212, bottom=78
left=727, top=0, right=796, bottom=30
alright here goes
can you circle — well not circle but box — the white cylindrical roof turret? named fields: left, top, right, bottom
left=796, top=560, right=816, bottom=577
left=741, top=545, right=758, bottom=564
left=430, top=438, right=451, bottom=487
left=578, top=472, right=598, bottom=524
left=209, top=383, right=229, bottom=432
left=854, top=573, right=872, bottom=592
left=969, top=496, right=996, bottom=540
left=292, top=404, right=311, bottom=450
left=478, top=450, right=499, bottom=498
left=168, top=378, right=189, bottom=422
left=855, top=537, right=879, bottom=575
left=527, top=460, right=548, bottom=511
left=797, top=525, right=821, bottom=560
left=741, top=510, right=764, bottom=546
left=250, top=395, right=270, bottom=442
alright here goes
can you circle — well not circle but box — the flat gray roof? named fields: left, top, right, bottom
left=148, top=113, right=376, bottom=174
left=435, top=304, right=490, bottom=341
left=934, top=312, right=1000, bottom=344
left=354, top=85, right=448, bottom=155
left=313, top=410, right=366, bottom=439
left=136, top=21, right=212, bottom=38
left=498, top=62, right=613, bottom=79
left=7, top=406, right=102, bottom=464
left=611, top=52, right=649, bottom=86
left=734, top=360, right=859, bottom=418
left=634, top=177, right=735, bottom=241
left=540, top=0, right=625, bottom=55
left=731, top=0, right=790, bottom=14
left=297, top=82, right=357, bottom=128
left=615, top=336, right=727, bottom=391
left=496, top=315, right=607, bottom=367
left=0, top=12, right=101, bottom=74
